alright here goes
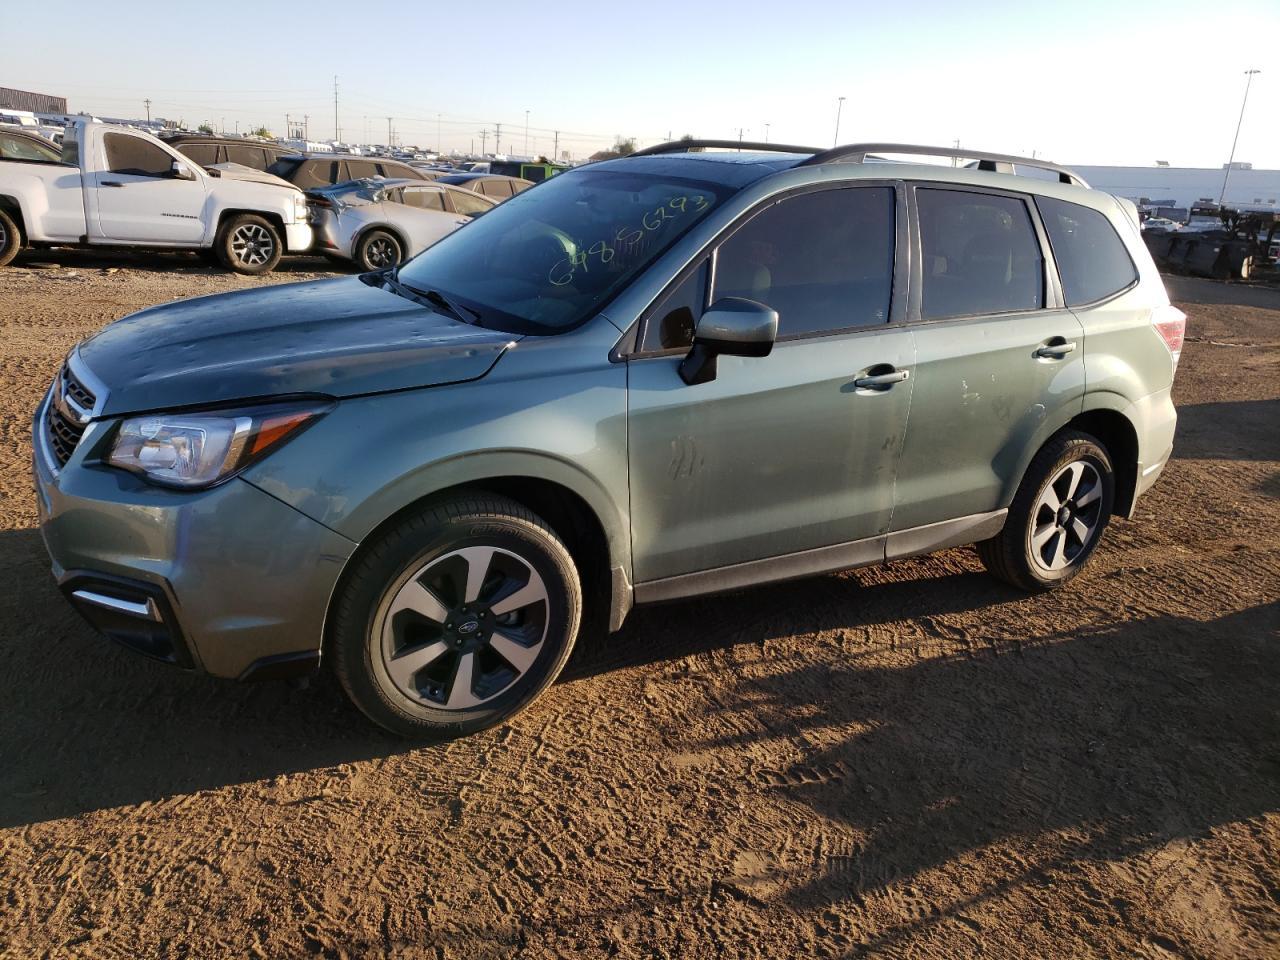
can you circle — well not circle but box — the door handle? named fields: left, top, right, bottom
left=1035, top=340, right=1076, bottom=359
left=854, top=368, right=910, bottom=388
left=101, top=180, right=125, bottom=188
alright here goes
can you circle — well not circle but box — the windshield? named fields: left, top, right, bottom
left=396, top=168, right=735, bottom=334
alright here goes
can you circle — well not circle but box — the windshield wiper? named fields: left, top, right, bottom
left=395, top=272, right=482, bottom=325
left=370, top=269, right=482, bottom=326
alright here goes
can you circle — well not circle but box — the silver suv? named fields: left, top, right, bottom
left=32, top=141, right=1185, bottom=738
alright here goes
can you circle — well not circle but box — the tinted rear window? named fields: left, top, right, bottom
left=1037, top=197, right=1138, bottom=306
left=177, top=143, right=220, bottom=166
left=917, top=189, right=1043, bottom=319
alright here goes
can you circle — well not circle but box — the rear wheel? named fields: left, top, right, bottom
left=331, top=494, right=582, bottom=738
left=0, top=208, right=21, bottom=267
left=216, top=213, right=283, bottom=275
left=978, top=430, right=1115, bottom=591
left=356, top=229, right=403, bottom=271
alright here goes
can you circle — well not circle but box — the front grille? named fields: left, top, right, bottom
left=44, top=364, right=97, bottom=468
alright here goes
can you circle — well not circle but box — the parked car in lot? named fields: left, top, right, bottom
left=0, top=127, right=62, bottom=164
left=268, top=154, right=432, bottom=189
left=0, top=120, right=311, bottom=273
left=163, top=134, right=296, bottom=172
left=308, top=177, right=496, bottom=269
left=32, top=140, right=1183, bottom=738
left=435, top=172, right=533, bottom=200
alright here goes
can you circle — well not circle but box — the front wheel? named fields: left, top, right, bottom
left=0, top=207, right=21, bottom=267
left=331, top=494, right=582, bottom=738
left=216, top=213, right=283, bottom=275
left=978, top=430, right=1115, bottom=591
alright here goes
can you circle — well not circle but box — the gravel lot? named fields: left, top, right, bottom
left=0, top=251, right=1276, bottom=959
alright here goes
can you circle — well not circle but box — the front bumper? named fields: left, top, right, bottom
left=32, top=393, right=356, bottom=679
left=284, top=221, right=313, bottom=253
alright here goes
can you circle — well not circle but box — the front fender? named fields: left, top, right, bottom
left=241, top=343, right=632, bottom=576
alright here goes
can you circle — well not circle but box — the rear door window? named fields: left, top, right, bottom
left=1037, top=196, right=1138, bottom=305
left=712, top=186, right=896, bottom=337
left=226, top=144, right=268, bottom=169
left=481, top=179, right=513, bottom=198
left=916, top=188, right=1044, bottom=319
left=401, top=186, right=446, bottom=211
left=176, top=143, right=220, bottom=167
left=104, top=133, right=175, bottom=178
left=448, top=190, right=493, bottom=217
left=346, top=159, right=380, bottom=180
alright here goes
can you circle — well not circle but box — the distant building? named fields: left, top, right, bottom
left=0, top=86, right=67, bottom=114
left=1067, top=163, right=1280, bottom=212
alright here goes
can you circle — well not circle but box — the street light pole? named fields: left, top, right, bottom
left=1219, top=68, right=1261, bottom=207
left=834, top=96, right=846, bottom=147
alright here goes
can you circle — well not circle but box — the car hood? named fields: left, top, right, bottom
left=77, top=276, right=519, bottom=416
left=205, top=162, right=300, bottom=191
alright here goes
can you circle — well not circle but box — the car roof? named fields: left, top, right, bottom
left=585, top=143, right=1106, bottom=206
left=436, top=172, right=533, bottom=185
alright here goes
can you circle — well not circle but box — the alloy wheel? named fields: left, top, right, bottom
left=379, top=546, right=549, bottom=709
left=1029, top=460, right=1104, bottom=572
left=365, top=237, right=398, bottom=268
left=230, top=223, right=275, bottom=266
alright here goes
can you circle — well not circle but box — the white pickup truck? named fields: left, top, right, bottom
left=0, top=121, right=311, bottom=274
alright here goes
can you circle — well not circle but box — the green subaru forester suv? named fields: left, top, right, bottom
left=33, top=141, right=1185, bottom=737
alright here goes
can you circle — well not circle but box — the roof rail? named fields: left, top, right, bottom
left=629, top=139, right=823, bottom=158
left=800, top=143, right=1088, bottom=187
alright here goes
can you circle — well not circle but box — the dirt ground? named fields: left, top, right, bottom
left=0, top=250, right=1276, bottom=959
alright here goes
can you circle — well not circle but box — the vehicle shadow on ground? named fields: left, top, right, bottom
left=1165, top=274, right=1280, bottom=309
left=1, top=526, right=1012, bottom=827
left=688, top=598, right=1279, bottom=953
left=11, top=248, right=345, bottom=276
left=1173, top=398, right=1280, bottom=462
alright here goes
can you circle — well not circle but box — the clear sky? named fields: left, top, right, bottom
left=6, top=0, right=1279, bottom=167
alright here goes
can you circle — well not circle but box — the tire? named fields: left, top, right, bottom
left=0, top=207, right=21, bottom=267
left=355, top=229, right=403, bottom=271
left=331, top=494, right=582, bottom=739
left=215, top=213, right=283, bottom=275
left=977, top=430, right=1115, bottom=592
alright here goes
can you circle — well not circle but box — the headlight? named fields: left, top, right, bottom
left=107, top=400, right=331, bottom=489
left=293, top=192, right=308, bottom=221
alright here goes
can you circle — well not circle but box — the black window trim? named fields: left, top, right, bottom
left=620, top=178, right=909, bottom=360
left=902, top=181, right=1065, bottom=328
left=1033, top=195, right=1140, bottom=311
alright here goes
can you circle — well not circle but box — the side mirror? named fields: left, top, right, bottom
left=171, top=160, right=196, bottom=180
left=679, top=297, right=778, bottom=385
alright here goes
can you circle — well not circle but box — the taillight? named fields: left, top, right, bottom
left=1152, top=304, right=1186, bottom=370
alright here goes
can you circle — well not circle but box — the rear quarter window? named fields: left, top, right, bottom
left=1037, top=196, right=1138, bottom=306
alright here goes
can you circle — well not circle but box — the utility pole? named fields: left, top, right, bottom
left=524, top=110, right=529, bottom=156
left=764, top=122, right=770, bottom=143
left=737, top=127, right=745, bottom=150
left=1220, top=68, right=1261, bottom=207
left=144, top=98, right=152, bottom=123
left=286, top=113, right=292, bottom=139
left=478, top=129, right=488, bottom=155
left=333, top=75, right=340, bottom=142
left=833, top=96, right=846, bottom=146
left=553, top=130, right=559, bottom=161
left=494, top=123, right=502, bottom=155
left=387, top=117, right=393, bottom=148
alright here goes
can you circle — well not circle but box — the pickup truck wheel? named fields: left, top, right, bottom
left=356, top=230, right=402, bottom=271
left=0, top=208, right=20, bottom=267
left=977, top=430, right=1115, bottom=592
left=331, top=494, right=582, bottom=739
left=216, top=214, right=282, bottom=275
